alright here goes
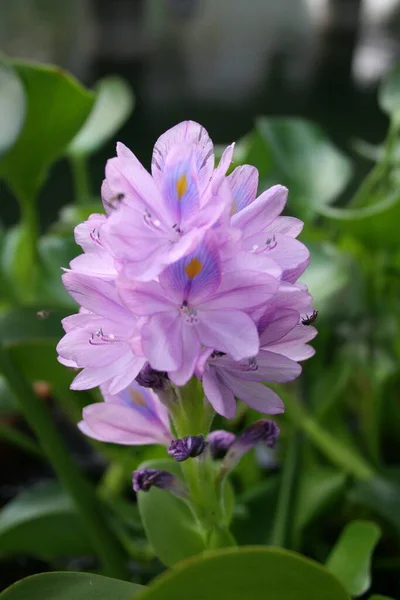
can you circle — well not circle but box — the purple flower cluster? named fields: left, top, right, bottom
left=58, top=121, right=316, bottom=427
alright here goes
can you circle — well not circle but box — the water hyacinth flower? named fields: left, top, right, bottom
left=58, top=119, right=316, bottom=424
left=79, top=380, right=172, bottom=446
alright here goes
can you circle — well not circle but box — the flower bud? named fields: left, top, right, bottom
left=219, top=420, right=280, bottom=475
left=207, top=430, right=236, bottom=459
left=133, top=468, right=188, bottom=498
left=136, top=363, right=168, bottom=390
left=168, top=435, right=207, bottom=462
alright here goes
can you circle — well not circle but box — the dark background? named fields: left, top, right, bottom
left=1, top=0, right=399, bottom=229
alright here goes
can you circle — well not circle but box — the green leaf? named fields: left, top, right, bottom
left=326, top=520, right=381, bottom=597
left=0, top=481, right=92, bottom=560
left=0, top=61, right=94, bottom=201
left=68, top=76, right=134, bottom=157
left=37, top=233, right=79, bottom=306
left=0, top=224, right=38, bottom=303
left=250, top=118, right=352, bottom=218
left=232, top=477, right=280, bottom=545
left=379, top=65, right=400, bottom=122
left=348, top=476, right=400, bottom=538
left=137, top=459, right=206, bottom=566
left=0, top=60, right=26, bottom=157
left=296, top=468, right=347, bottom=532
left=137, top=547, right=350, bottom=600
left=369, top=596, right=395, bottom=600
left=0, top=572, right=144, bottom=600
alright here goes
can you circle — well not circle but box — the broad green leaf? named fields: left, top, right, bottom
left=0, top=481, right=92, bottom=559
left=250, top=118, right=352, bottom=218
left=0, top=224, right=38, bottom=303
left=137, top=547, right=350, bottom=600
left=369, top=596, right=395, bottom=600
left=68, top=76, right=134, bottom=157
left=348, top=476, right=400, bottom=537
left=0, top=61, right=94, bottom=201
left=137, top=459, right=206, bottom=566
left=379, top=65, right=400, bottom=122
left=326, top=521, right=381, bottom=597
left=0, top=307, right=66, bottom=346
left=0, top=60, right=26, bottom=157
left=296, top=468, right=347, bottom=532
left=0, top=572, right=144, bottom=600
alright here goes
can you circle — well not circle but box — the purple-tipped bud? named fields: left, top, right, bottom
left=168, top=435, right=207, bottom=462
left=238, top=419, right=280, bottom=451
left=219, top=420, right=280, bottom=476
left=135, top=363, right=168, bottom=390
left=207, top=430, right=236, bottom=459
left=133, top=468, right=188, bottom=498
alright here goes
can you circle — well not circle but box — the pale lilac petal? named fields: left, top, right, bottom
left=74, top=214, right=107, bottom=252
left=221, top=374, right=284, bottom=414
left=168, top=326, right=201, bottom=386
left=214, top=143, right=235, bottom=178
left=197, top=309, right=259, bottom=360
left=265, top=216, right=303, bottom=237
left=107, top=356, right=147, bottom=394
left=268, top=324, right=317, bottom=361
left=62, top=271, right=132, bottom=322
left=255, top=350, right=302, bottom=382
left=70, top=353, right=133, bottom=390
left=203, top=271, right=279, bottom=311
left=259, top=311, right=299, bottom=346
left=106, top=142, right=164, bottom=218
left=202, top=368, right=236, bottom=418
left=80, top=403, right=169, bottom=445
left=118, top=279, right=174, bottom=316
left=142, top=312, right=183, bottom=371
left=152, top=121, right=214, bottom=188
left=58, top=356, right=78, bottom=368
left=232, top=185, right=288, bottom=237
left=57, top=326, right=125, bottom=368
left=162, top=143, right=200, bottom=224
left=69, top=252, right=116, bottom=279
left=228, top=165, right=258, bottom=214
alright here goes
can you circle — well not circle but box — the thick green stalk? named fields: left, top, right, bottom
left=70, top=154, right=91, bottom=205
left=170, top=381, right=236, bottom=548
left=0, top=346, right=129, bottom=579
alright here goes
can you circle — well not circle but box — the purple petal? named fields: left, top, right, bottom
left=197, top=309, right=259, bottom=360
left=118, top=278, right=174, bottom=316
left=266, top=216, right=304, bottom=237
left=168, top=325, right=201, bottom=385
left=202, top=368, right=236, bottom=418
left=254, top=350, right=302, bottom=382
left=142, top=312, right=183, bottom=371
left=232, top=185, right=287, bottom=237
left=259, top=311, right=299, bottom=346
left=221, top=373, right=284, bottom=414
left=214, top=143, right=235, bottom=178
left=228, top=165, right=258, bottom=213
left=152, top=121, right=214, bottom=188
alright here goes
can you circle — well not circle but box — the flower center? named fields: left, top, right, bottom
left=179, top=301, right=199, bottom=324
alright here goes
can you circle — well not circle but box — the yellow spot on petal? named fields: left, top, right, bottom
left=185, top=257, right=203, bottom=280
left=230, top=200, right=238, bottom=216
left=176, top=174, right=188, bottom=200
left=129, top=389, right=146, bottom=407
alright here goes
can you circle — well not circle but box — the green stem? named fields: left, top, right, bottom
left=0, top=421, right=44, bottom=458
left=272, top=428, right=302, bottom=549
left=170, top=382, right=235, bottom=548
left=0, top=346, right=129, bottom=579
left=70, top=154, right=91, bottom=205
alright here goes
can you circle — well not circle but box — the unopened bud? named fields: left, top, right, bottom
left=207, top=430, right=236, bottom=459
left=168, top=435, right=207, bottom=462
left=135, top=363, right=168, bottom=390
left=133, top=468, right=188, bottom=498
